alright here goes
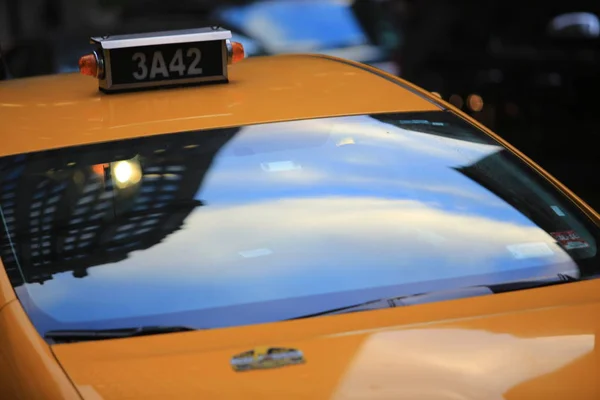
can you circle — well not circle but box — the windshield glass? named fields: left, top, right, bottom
left=0, top=111, right=597, bottom=337
left=215, top=0, right=370, bottom=53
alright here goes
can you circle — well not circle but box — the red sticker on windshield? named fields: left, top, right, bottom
left=550, top=230, right=590, bottom=250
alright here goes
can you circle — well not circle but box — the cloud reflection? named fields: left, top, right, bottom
left=23, top=197, right=575, bottom=322
left=228, top=115, right=503, bottom=166
left=203, top=115, right=507, bottom=212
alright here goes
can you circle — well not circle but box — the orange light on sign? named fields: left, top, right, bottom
left=79, top=54, right=98, bottom=77
left=230, top=41, right=245, bottom=64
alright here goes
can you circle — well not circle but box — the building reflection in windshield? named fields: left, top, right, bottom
left=0, top=128, right=240, bottom=287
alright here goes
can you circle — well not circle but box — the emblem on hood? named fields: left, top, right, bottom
left=230, top=346, right=305, bottom=372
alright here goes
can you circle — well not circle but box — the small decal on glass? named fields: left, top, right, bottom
left=550, top=230, right=590, bottom=250
left=239, top=248, right=272, bottom=258
left=506, top=242, right=554, bottom=259
left=550, top=206, right=566, bottom=217
left=261, top=161, right=301, bottom=172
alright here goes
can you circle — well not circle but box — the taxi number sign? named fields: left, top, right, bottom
left=109, top=40, right=224, bottom=86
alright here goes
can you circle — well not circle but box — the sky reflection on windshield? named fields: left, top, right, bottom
left=15, top=114, right=581, bottom=324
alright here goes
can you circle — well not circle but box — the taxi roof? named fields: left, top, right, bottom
left=0, top=54, right=440, bottom=158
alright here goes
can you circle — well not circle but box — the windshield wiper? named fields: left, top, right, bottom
left=289, top=273, right=579, bottom=320
left=44, top=325, right=197, bottom=344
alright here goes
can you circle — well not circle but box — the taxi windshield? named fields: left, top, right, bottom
left=0, top=111, right=598, bottom=337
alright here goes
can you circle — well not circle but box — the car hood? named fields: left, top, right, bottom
left=52, top=281, right=600, bottom=400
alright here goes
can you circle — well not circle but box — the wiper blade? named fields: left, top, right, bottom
left=289, top=274, right=579, bottom=320
left=45, top=325, right=196, bottom=343
left=490, top=273, right=578, bottom=293
left=288, top=298, right=397, bottom=320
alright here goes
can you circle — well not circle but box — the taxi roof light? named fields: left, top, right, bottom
left=80, top=27, right=240, bottom=93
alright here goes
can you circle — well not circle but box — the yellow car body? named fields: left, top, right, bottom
left=0, top=54, right=598, bottom=400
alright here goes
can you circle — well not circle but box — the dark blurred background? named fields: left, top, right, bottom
left=1, top=0, right=598, bottom=209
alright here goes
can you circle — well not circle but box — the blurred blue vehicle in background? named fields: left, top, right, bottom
left=214, top=0, right=399, bottom=74
left=2, top=0, right=399, bottom=77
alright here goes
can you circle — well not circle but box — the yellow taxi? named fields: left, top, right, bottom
left=0, top=27, right=598, bottom=400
